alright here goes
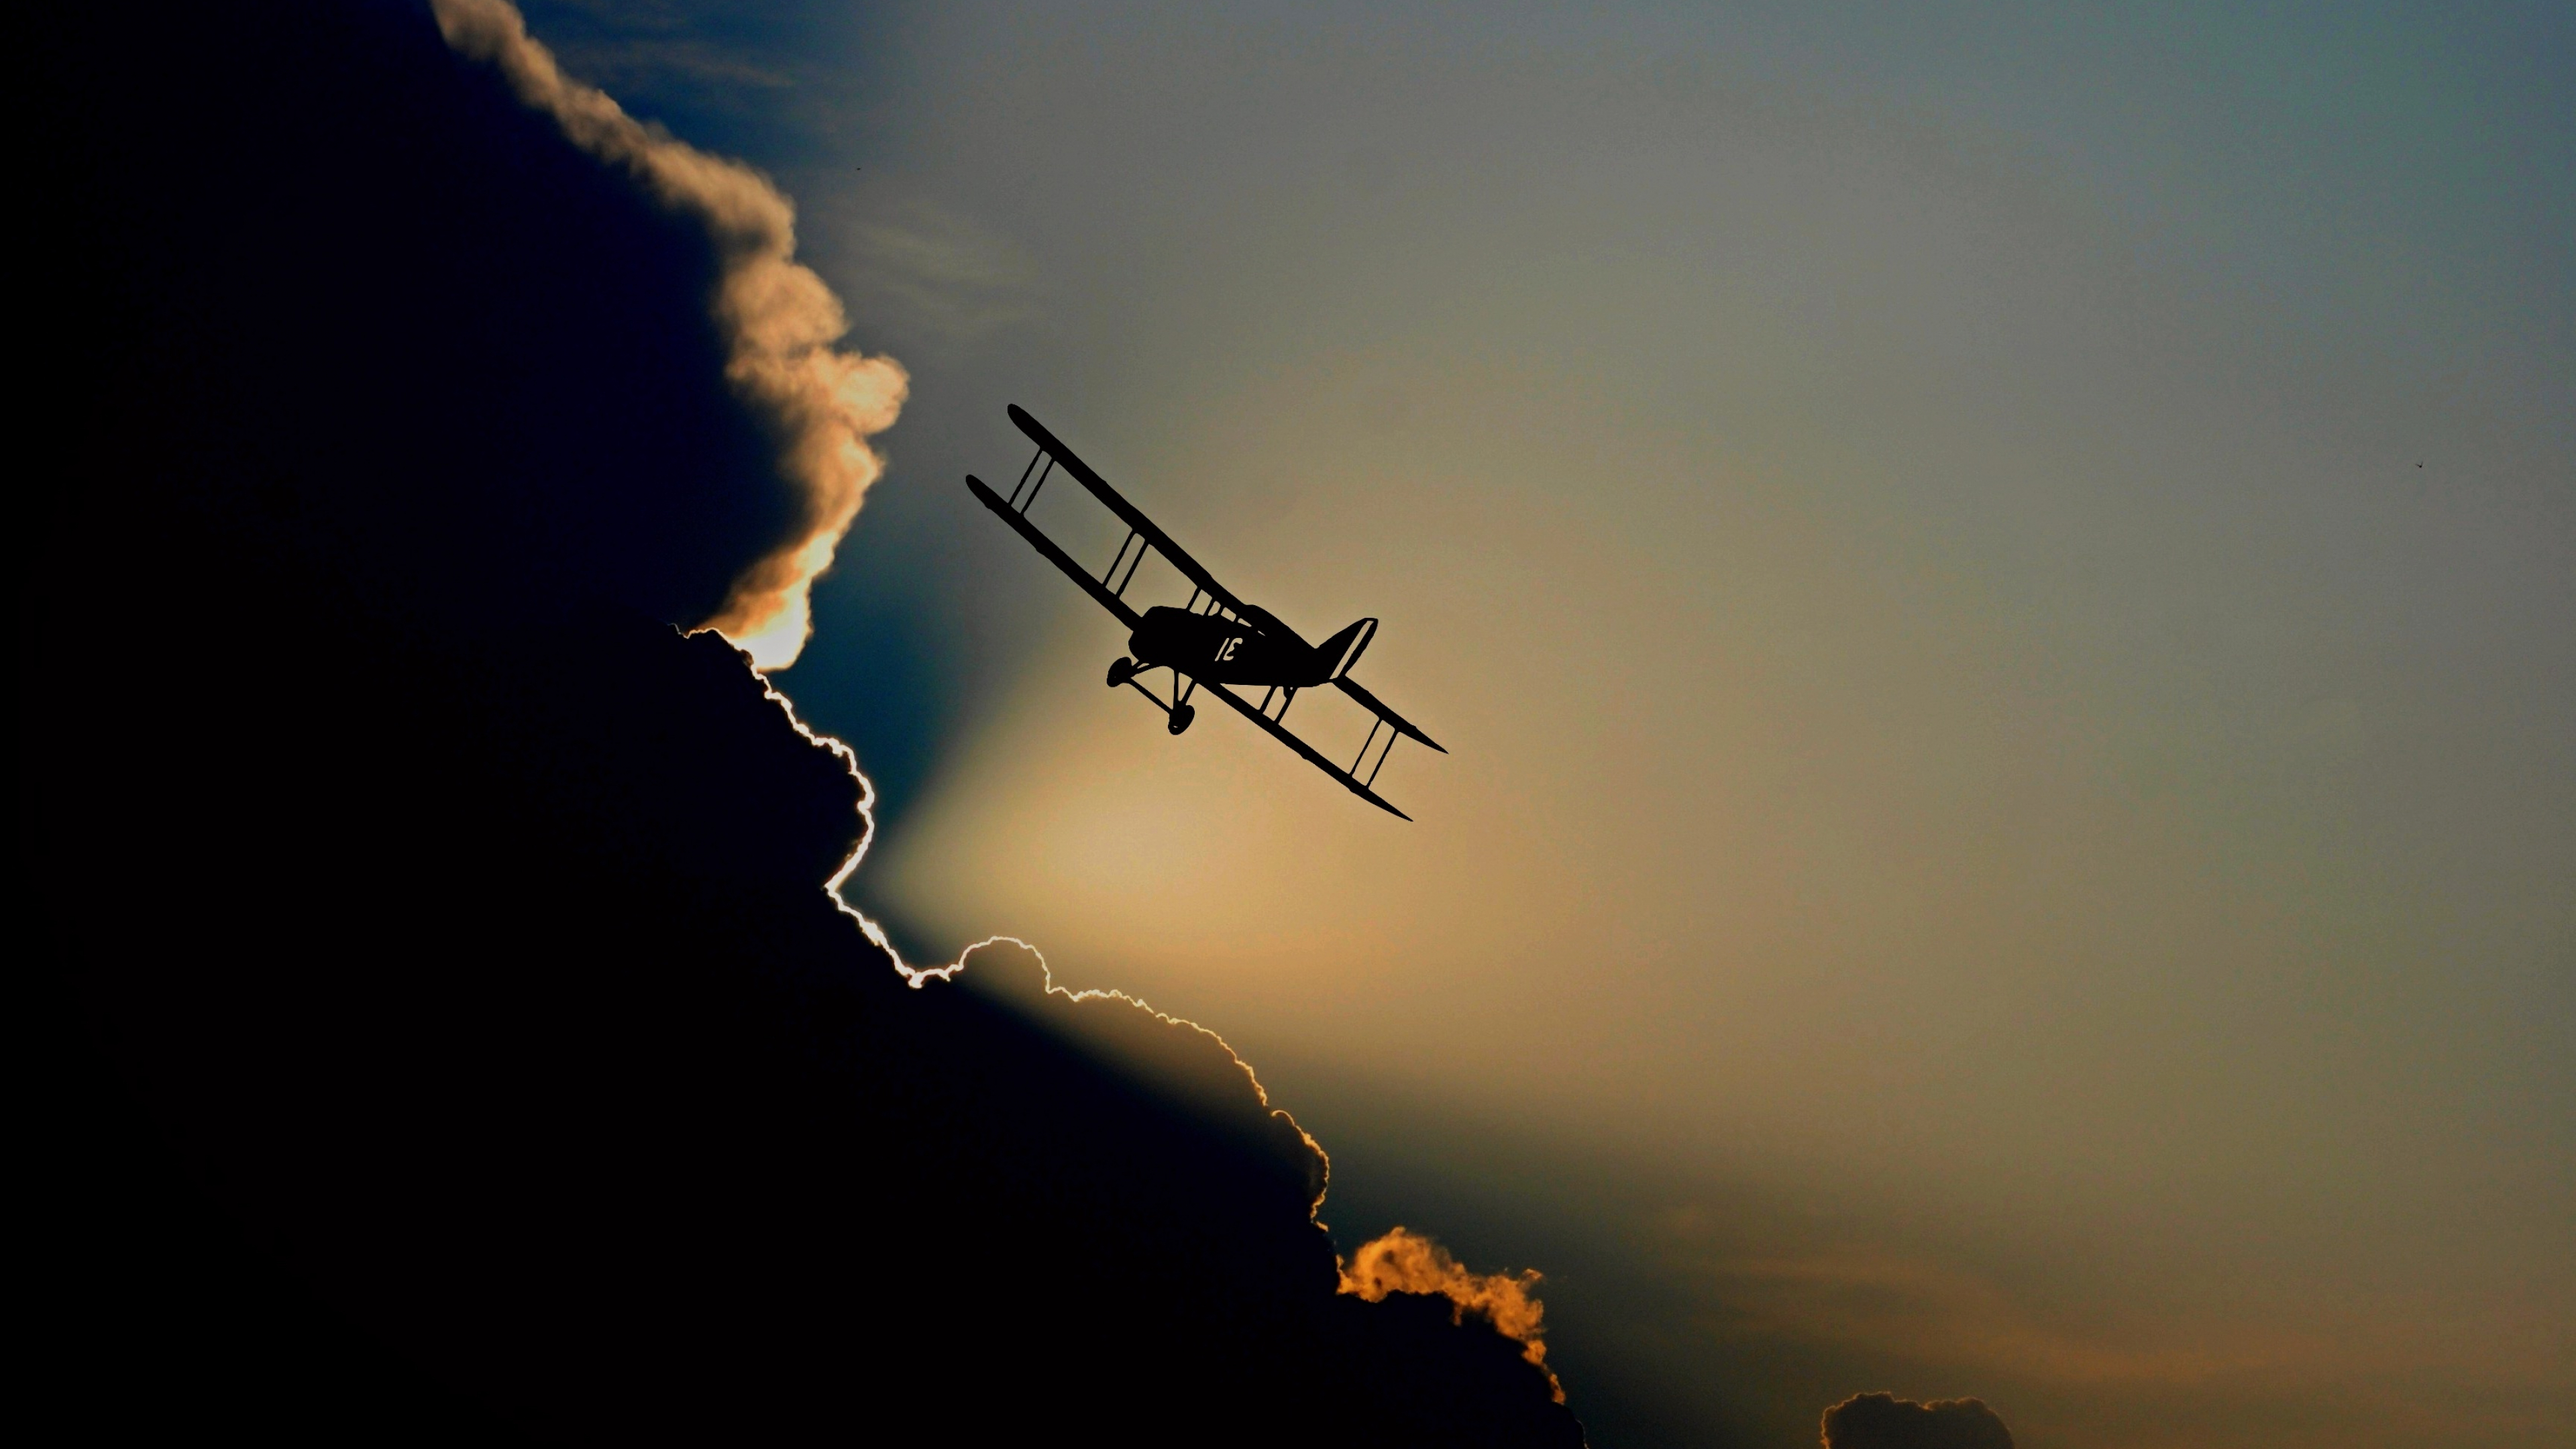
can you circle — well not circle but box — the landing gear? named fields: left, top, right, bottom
left=1110, top=655, right=1192, bottom=733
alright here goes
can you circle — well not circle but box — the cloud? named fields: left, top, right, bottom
left=433, top=0, right=904, bottom=669
left=1341, top=1226, right=1564, bottom=1401
left=1821, top=1392, right=2016, bottom=1449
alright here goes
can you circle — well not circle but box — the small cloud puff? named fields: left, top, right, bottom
left=1821, top=1391, right=2015, bottom=1449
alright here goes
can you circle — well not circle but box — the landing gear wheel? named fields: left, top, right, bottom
left=1107, top=657, right=1139, bottom=688
left=1167, top=704, right=1196, bottom=735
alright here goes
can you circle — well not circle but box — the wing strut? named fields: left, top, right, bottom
left=1008, top=405, right=1243, bottom=615
left=967, top=472, right=1140, bottom=629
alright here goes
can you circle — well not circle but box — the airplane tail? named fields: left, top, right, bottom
left=1313, top=618, right=1377, bottom=682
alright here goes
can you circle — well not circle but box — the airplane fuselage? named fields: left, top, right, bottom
left=1129, top=606, right=1329, bottom=687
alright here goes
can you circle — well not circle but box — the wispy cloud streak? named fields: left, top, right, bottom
left=433, top=0, right=904, bottom=669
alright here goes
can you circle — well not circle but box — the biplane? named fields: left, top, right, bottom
left=966, top=405, right=1444, bottom=819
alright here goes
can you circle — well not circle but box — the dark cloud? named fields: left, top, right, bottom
left=1821, top=1393, right=2015, bottom=1449
left=38, top=1, right=791, bottom=637
left=25, top=3, right=1578, bottom=1444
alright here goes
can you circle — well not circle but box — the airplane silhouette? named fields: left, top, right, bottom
left=968, top=405, right=1444, bottom=818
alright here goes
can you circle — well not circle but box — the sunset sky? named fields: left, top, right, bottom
left=334, top=3, right=2570, bottom=1442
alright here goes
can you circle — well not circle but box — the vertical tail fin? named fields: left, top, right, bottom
left=1312, top=618, right=1377, bottom=682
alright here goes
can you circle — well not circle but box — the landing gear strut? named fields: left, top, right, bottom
left=1110, top=655, right=1194, bottom=733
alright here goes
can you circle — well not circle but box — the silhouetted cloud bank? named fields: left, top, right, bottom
left=25, top=3, right=1578, bottom=1444
left=1822, top=1392, right=2016, bottom=1449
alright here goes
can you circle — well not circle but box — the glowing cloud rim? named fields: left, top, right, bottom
left=432, top=0, right=906, bottom=671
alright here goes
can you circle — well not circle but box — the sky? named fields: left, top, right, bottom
left=517, top=4, right=2574, bottom=1444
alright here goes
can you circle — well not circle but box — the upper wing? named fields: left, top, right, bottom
left=965, top=472, right=1141, bottom=628
left=1006, top=404, right=1243, bottom=616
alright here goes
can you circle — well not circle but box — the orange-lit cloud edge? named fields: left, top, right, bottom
left=434, top=0, right=1556, bottom=1377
